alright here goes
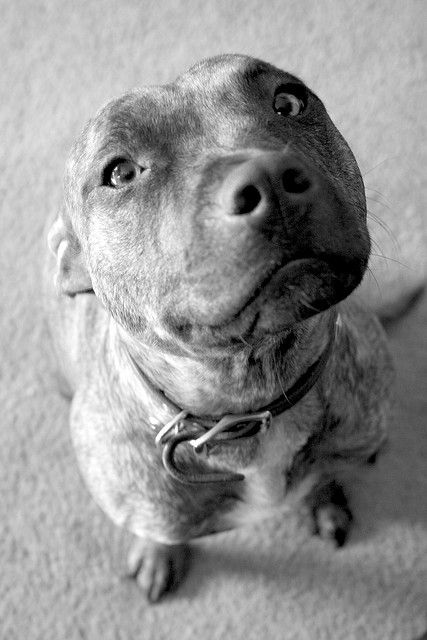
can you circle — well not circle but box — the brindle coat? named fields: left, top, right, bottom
left=45, top=55, right=393, bottom=601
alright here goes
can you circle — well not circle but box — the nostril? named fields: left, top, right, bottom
left=234, top=185, right=262, bottom=215
left=282, top=168, right=311, bottom=194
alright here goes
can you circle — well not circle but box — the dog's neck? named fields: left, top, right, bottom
left=111, top=310, right=336, bottom=418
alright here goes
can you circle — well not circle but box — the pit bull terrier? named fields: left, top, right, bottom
left=45, top=54, right=393, bottom=601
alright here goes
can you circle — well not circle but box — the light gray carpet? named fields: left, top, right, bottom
left=1, top=1, right=426, bottom=639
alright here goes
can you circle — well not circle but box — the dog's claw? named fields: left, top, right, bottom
left=127, top=539, right=190, bottom=602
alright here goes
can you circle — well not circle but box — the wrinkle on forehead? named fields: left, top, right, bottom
left=83, top=85, right=203, bottom=167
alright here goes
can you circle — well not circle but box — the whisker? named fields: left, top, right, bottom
left=366, top=266, right=382, bottom=296
left=366, top=195, right=395, bottom=215
left=367, top=208, right=400, bottom=250
left=365, top=187, right=393, bottom=208
left=370, top=253, right=411, bottom=269
left=370, top=236, right=387, bottom=257
left=366, top=195, right=396, bottom=215
left=362, top=156, right=398, bottom=177
left=366, top=207, right=395, bottom=234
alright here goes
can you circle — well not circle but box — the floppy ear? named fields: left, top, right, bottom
left=47, top=216, right=93, bottom=296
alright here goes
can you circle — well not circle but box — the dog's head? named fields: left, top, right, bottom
left=50, top=54, right=369, bottom=356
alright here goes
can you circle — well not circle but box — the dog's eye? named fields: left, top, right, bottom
left=273, top=85, right=306, bottom=117
left=103, top=158, right=142, bottom=188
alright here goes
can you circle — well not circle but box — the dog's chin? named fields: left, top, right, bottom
left=248, top=257, right=362, bottom=334
left=174, top=257, right=364, bottom=351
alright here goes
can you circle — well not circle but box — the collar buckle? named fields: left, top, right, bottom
left=159, top=410, right=272, bottom=485
left=188, top=410, right=272, bottom=454
left=137, top=311, right=338, bottom=485
left=155, top=410, right=189, bottom=446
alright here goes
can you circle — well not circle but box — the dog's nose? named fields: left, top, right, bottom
left=220, top=152, right=315, bottom=228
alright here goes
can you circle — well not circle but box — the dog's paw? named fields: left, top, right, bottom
left=313, top=501, right=353, bottom=547
left=308, top=480, right=353, bottom=548
left=126, top=538, right=190, bottom=602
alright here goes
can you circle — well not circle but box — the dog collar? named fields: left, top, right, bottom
left=127, top=313, right=339, bottom=485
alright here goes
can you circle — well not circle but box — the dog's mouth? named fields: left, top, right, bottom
left=200, top=254, right=363, bottom=341
left=160, top=245, right=367, bottom=355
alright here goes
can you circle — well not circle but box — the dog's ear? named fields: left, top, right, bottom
left=47, top=216, right=93, bottom=296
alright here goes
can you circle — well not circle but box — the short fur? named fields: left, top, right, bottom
left=45, top=55, right=393, bottom=602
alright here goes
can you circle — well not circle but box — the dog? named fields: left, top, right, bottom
left=45, top=54, right=394, bottom=602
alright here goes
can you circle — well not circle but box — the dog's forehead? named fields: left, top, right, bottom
left=79, top=55, right=305, bottom=167
left=82, top=87, right=185, bottom=159
left=177, top=54, right=295, bottom=89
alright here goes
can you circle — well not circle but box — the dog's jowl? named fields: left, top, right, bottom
left=45, top=55, right=393, bottom=602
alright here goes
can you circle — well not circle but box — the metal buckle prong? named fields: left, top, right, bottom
left=189, top=410, right=272, bottom=453
left=155, top=410, right=188, bottom=446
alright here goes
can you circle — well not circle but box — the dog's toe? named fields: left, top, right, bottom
left=313, top=502, right=352, bottom=547
left=307, top=479, right=353, bottom=548
left=127, top=539, right=190, bottom=602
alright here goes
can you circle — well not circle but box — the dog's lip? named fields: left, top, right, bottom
left=223, top=256, right=333, bottom=326
left=174, top=254, right=357, bottom=349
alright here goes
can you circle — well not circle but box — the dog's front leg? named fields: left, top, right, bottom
left=126, top=537, right=191, bottom=602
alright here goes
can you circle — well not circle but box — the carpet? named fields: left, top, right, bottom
left=1, top=1, right=426, bottom=638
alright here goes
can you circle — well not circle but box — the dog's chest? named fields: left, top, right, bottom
left=210, top=401, right=322, bottom=532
